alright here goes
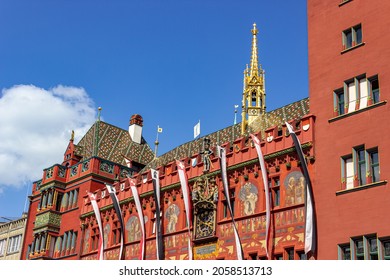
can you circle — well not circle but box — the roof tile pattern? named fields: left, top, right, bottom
left=143, top=98, right=309, bottom=171
left=76, top=121, right=155, bottom=166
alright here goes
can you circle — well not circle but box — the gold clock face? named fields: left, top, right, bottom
left=195, top=209, right=214, bottom=239
left=249, top=108, right=258, bottom=116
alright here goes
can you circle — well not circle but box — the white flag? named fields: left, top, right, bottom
left=151, top=168, right=163, bottom=260
left=285, top=122, right=316, bottom=255
left=250, top=134, right=271, bottom=259
left=128, top=178, right=145, bottom=260
left=194, top=120, right=200, bottom=138
left=176, top=160, right=193, bottom=260
left=217, top=145, right=243, bottom=260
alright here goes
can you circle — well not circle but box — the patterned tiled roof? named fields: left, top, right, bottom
left=142, top=98, right=310, bottom=171
left=250, top=97, right=310, bottom=137
left=76, top=121, right=155, bottom=166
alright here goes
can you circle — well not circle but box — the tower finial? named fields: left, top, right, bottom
left=97, top=107, right=102, bottom=121
left=251, top=23, right=258, bottom=35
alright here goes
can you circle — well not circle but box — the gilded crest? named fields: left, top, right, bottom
left=192, top=175, right=218, bottom=242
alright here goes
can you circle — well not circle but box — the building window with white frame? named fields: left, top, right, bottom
left=0, top=239, right=6, bottom=256
left=341, top=155, right=354, bottom=189
left=341, top=146, right=380, bottom=190
left=7, top=234, right=22, bottom=254
left=333, top=74, right=380, bottom=116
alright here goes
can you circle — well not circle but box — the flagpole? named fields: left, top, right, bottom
left=154, top=125, right=162, bottom=157
left=234, top=105, right=238, bottom=125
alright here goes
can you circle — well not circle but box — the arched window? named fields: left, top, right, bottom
left=251, top=91, right=257, bottom=106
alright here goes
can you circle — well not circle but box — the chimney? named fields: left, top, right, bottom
left=129, top=114, right=143, bottom=144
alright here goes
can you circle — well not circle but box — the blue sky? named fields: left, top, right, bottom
left=0, top=0, right=308, bottom=219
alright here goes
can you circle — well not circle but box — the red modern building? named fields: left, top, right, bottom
left=308, top=0, right=390, bottom=259
left=21, top=24, right=315, bottom=260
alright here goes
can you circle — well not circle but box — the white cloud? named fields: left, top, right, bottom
left=0, top=84, right=96, bottom=190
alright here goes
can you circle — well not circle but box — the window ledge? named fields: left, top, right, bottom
left=328, top=100, right=387, bottom=123
left=336, top=180, right=387, bottom=196
left=341, top=42, right=365, bottom=54
left=339, top=0, right=353, bottom=7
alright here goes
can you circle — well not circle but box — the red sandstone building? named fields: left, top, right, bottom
left=20, top=0, right=390, bottom=261
left=308, top=0, right=390, bottom=260
left=21, top=23, right=314, bottom=260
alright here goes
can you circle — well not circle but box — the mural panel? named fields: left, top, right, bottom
left=284, top=171, right=305, bottom=206
left=126, top=216, right=141, bottom=242
left=239, top=182, right=258, bottom=215
left=165, top=204, right=180, bottom=233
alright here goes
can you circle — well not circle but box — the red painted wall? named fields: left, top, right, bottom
left=308, top=0, right=390, bottom=259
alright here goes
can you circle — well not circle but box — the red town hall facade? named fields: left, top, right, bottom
left=21, top=0, right=390, bottom=260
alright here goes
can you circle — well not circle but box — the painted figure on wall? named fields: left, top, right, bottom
left=126, top=216, right=141, bottom=242
left=165, top=203, right=180, bottom=233
left=284, top=171, right=305, bottom=206
left=286, top=177, right=296, bottom=206
left=103, top=223, right=110, bottom=249
left=83, top=228, right=90, bottom=254
left=239, top=182, right=258, bottom=215
left=295, top=176, right=305, bottom=204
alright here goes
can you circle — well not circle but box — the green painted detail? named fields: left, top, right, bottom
left=34, top=211, right=62, bottom=230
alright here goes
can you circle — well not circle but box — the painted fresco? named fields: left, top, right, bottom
left=239, top=182, right=258, bottom=215
left=126, top=215, right=141, bottom=242
left=284, top=171, right=305, bottom=206
left=165, top=203, right=180, bottom=233
left=103, top=223, right=110, bottom=248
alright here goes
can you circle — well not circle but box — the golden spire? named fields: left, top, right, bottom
left=241, top=23, right=266, bottom=135
left=249, top=23, right=259, bottom=78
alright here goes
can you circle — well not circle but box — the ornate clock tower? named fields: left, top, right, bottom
left=241, top=23, right=266, bottom=135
